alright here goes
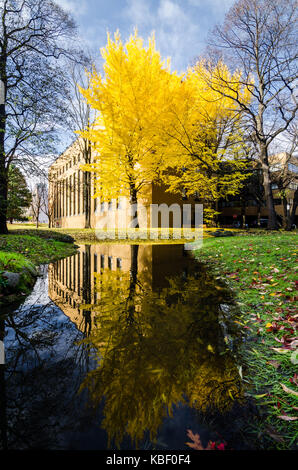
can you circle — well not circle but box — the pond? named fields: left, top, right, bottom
left=0, top=243, right=248, bottom=450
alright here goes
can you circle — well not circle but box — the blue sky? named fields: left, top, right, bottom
left=56, top=0, right=235, bottom=73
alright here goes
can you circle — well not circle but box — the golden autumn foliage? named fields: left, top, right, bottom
left=78, top=30, right=175, bottom=204
left=78, top=30, right=252, bottom=223
left=78, top=246, right=243, bottom=448
left=158, top=60, right=252, bottom=202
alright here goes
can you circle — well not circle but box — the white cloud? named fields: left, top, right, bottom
left=124, top=0, right=201, bottom=71
left=187, top=0, right=235, bottom=16
left=125, top=0, right=154, bottom=26
left=55, top=0, right=87, bottom=17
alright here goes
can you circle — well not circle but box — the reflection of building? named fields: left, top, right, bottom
left=48, top=244, right=196, bottom=334
left=48, top=138, right=198, bottom=229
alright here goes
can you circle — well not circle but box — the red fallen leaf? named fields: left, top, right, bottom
left=289, top=374, right=298, bottom=386
left=217, top=443, right=226, bottom=450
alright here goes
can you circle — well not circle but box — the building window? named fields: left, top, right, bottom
left=94, top=253, right=98, bottom=273
left=273, top=198, right=282, bottom=205
left=108, top=256, right=112, bottom=270
left=69, top=175, right=72, bottom=216
left=78, top=170, right=81, bottom=214
left=73, top=174, right=76, bottom=215
left=100, top=255, right=105, bottom=269
left=101, top=201, right=105, bottom=212
left=116, top=258, right=122, bottom=269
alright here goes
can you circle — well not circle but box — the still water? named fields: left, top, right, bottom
left=0, top=244, right=246, bottom=450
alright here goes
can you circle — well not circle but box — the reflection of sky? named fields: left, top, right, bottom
left=4, top=267, right=83, bottom=367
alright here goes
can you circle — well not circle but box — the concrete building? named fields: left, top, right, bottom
left=49, top=140, right=298, bottom=229
left=48, top=138, right=198, bottom=229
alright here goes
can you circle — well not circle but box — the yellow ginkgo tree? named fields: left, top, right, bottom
left=78, top=30, right=176, bottom=227
left=79, top=30, right=251, bottom=228
left=158, top=60, right=252, bottom=220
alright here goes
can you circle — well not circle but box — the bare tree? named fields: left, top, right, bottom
left=204, top=0, right=298, bottom=229
left=271, top=123, right=298, bottom=229
left=0, top=0, right=84, bottom=234
left=30, top=183, right=43, bottom=228
left=38, top=180, right=54, bottom=228
left=65, top=60, right=97, bottom=229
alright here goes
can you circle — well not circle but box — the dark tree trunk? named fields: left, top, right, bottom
left=0, top=50, right=8, bottom=234
left=287, top=187, right=298, bottom=230
left=83, top=141, right=91, bottom=229
left=260, top=146, right=278, bottom=230
left=82, top=245, right=92, bottom=336
left=257, top=205, right=261, bottom=227
left=127, top=244, right=139, bottom=325
left=282, top=196, right=289, bottom=229
left=0, top=89, right=8, bottom=234
left=0, top=164, right=8, bottom=234
left=130, top=184, right=139, bottom=229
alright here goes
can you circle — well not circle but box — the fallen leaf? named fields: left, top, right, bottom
left=277, top=416, right=298, bottom=421
left=267, top=360, right=280, bottom=369
left=280, top=383, right=298, bottom=397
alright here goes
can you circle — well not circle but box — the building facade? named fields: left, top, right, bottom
left=48, top=138, right=198, bottom=230
left=217, top=153, right=298, bottom=227
left=49, top=141, right=298, bottom=229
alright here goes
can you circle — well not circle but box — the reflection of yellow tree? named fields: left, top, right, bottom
left=80, top=258, right=243, bottom=448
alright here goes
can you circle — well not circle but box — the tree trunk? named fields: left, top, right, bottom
left=84, top=171, right=91, bottom=229
left=0, top=52, right=8, bottom=234
left=0, top=164, right=8, bottom=234
left=282, top=196, right=289, bottom=229
left=130, top=184, right=139, bottom=229
left=260, top=146, right=278, bottom=230
left=240, top=199, right=246, bottom=228
left=257, top=205, right=261, bottom=227
left=127, top=244, right=139, bottom=325
left=288, top=187, right=298, bottom=230
left=83, top=141, right=91, bottom=229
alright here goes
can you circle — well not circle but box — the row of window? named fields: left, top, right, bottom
left=53, top=253, right=124, bottom=292
left=52, top=154, right=82, bottom=181
left=53, top=173, right=127, bottom=219
left=53, top=171, right=84, bottom=218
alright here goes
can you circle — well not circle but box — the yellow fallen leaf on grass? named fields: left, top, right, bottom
left=271, top=348, right=290, bottom=354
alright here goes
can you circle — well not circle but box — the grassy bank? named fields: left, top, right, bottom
left=7, top=223, right=238, bottom=244
left=195, top=232, right=298, bottom=449
left=0, top=233, right=77, bottom=301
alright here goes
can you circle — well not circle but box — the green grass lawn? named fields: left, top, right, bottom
left=0, top=234, right=78, bottom=299
left=196, top=232, right=298, bottom=449
left=0, top=234, right=77, bottom=266
left=7, top=223, right=239, bottom=244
